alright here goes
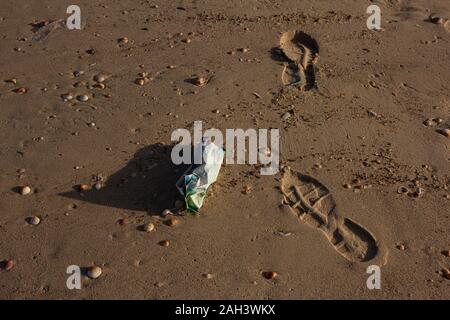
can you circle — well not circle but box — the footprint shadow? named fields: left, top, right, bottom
left=59, top=143, right=187, bottom=215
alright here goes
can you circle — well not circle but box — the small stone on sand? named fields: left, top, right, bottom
left=144, top=223, right=155, bottom=232
left=442, top=269, right=450, bottom=280
left=165, top=218, right=179, bottom=227
left=77, top=94, right=89, bottom=102
left=20, top=186, right=32, bottom=195
left=14, top=87, right=28, bottom=94
left=437, top=128, right=450, bottom=138
left=2, top=259, right=15, bottom=271
left=159, top=240, right=170, bottom=247
left=61, top=93, right=73, bottom=102
left=94, top=74, right=108, bottom=83
left=161, top=209, right=173, bottom=217
left=135, top=78, right=145, bottom=86
left=78, top=184, right=89, bottom=191
left=396, top=244, right=406, bottom=251
left=27, top=216, right=40, bottom=225
left=193, top=76, right=206, bottom=87
left=429, top=14, right=444, bottom=24
left=442, top=250, right=450, bottom=257
left=263, top=271, right=277, bottom=280
left=87, top=266, right=102, bottom=279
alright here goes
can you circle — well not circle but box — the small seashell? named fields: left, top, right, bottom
left=93, top=74, right=108, bottom=83
left=27, top=216, right=41, bottom=225
left=94, top=83, right=106, bottom=89
left=343, top=183, right=352, bottom=189
left=94, top=183, right=102, bottom=190
left=2, top=259, right=15, bottom=271
left=135, top=78, right=145, bottom=86
left=61, top=93, right=73, bottom=102
left=396, top=243, right=406, bottom=251
left=192, top=76, right=206, bottom=87
left=87, top=266, right=102, bottom=279
left=158, top=240, right=170, bottom=247
left=143, top=223, right=155, bottom=232
left=238, top=47, right=250, bottom=53
left=118, top=37, right=129, bottom=44
left=5, top=78, right=17, bottom=84
left=203, top=273, right=214, bottom=279
left=436, top=128, right=450, bottom=138
left=161, top=209, right=173, bottom=217
left=423, top=119, right=436, bottom=127
left=20, top=186, right=32, bottom=195
left=263, top=271, right=278, bottom=280
left=429, top=14, right=444, bottom=24
left=14, top=87, right=28, bottom=94
left=76, top=94, right=89, bottom=102
left=78, top=184, right=89, bottom=191
left=165, top=218, right=179, bottom=227
left=73, top=70, right=84, bottom=77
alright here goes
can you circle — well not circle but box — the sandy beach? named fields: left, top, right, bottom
left=0, top=0, right=449, bottom=299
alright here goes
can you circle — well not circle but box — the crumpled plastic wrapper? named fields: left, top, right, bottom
left=176, top=141, right=224, bottom=213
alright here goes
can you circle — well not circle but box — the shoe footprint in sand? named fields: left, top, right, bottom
left=281, top=167, right=386, bottom=263
left=279, top=30, right=319, bottom=90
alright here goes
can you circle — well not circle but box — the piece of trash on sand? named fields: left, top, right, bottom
left=176, top=140, right=224, bottom=213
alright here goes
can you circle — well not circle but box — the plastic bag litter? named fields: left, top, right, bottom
left=176, top=140, right=224, bottom=213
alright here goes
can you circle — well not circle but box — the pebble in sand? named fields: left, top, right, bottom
left=2, top=260, right=15, bottom=271
left=437, top=128, right=450, bottom=138
left=93, top=74, right=108, bottom=83
left=87, top=266, right=102, bottom=279
left=77, top=94, right=89, bottom=102
left=61, top=93, right=73, bottom=102
left=144, top=223, right=155, bottom=232
left=20, top=186, right=32, bottom=195
left=27, top=216, right=40, bottom=226
left=165, top=218, right=179, bottom=227
left=263, top=271, right=278, bottom=280
left=159, top=240, right=170, bottom=247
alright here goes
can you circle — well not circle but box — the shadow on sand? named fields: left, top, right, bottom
left=59, top=143, right=188, bottom=215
